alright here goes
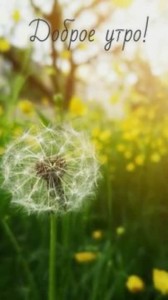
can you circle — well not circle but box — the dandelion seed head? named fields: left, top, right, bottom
left=1, top=125, right=99, bottom=214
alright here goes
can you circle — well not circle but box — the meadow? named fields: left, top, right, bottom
left=1, top=1, right=168, bottom=299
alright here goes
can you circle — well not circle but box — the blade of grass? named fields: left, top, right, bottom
left=2, top=218, right=39, bottom=300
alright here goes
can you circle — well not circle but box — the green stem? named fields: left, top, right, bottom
left=49, top=214, right=57, bottom=300
left=107, top=168, right=112, bottom=229
left=2, top=219, right=39, bottom=299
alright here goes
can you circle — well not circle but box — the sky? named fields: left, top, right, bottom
left=0, top=0, right=168, bottom=109
left=0, top=0, right=168, bottom=73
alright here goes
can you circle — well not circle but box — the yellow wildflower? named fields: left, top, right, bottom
left=99, top=130, right=111, bottom=142
left=0, top=38, right=10, bottom=52
left=123, top=132, right=132, bottom=141
left=148, top=109, right=155, bottom=120
left=126, top=162, right=135, bottom=172
left=135, top=154, right=145, bottom=166
left=117, top=144, right=125, bottom=153
left=135, top=107, right=146, bottom=118
left=153, top=269, right=168, bottom=295
left=74, top=252, right=98, bottom=263
left=116, top=226, right=125, bottom=236
left=12, top=10, right=21, bottom=22
left=110, top=92, right=120, bottom=104
left=113, top=0, right=133, bottom=8
left=92, top=139, right=102, bottom=151
left=78, top=43, right=88, bottom=51
left=92, top=127, right=101, bottom=138
left=13, top=127, right=23, bottom=137
left=99, top=154, right=108, bottom=165
left=123, top=129, right=139, bottom=141
left=124, top=151, right=132, bottom=159
left=159, top=146, right=167, bottom=156
left=126, top=275, right=145, bottom=293
left=92, top=230, right=103, bottom=240
left=113, top=63, right=123, bottom=76
left=45, top=66, right=56, bottom=76
left=60, top=50, right=71, bottom=59
left=69, top=96, right=87, bottom=116
left=162, top=128, right=168, bottom=139
left=150, top=153, right=161, bottom=163
left=0, top=105, right=4, bottom=116
left=156, top=138, right=164, bottom=149
left=18, top=100, right=34, bottom=115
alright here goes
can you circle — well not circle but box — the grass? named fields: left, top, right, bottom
left=1, top=73, right=168, bottom=299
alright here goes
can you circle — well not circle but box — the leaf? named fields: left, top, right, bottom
left=35, top=109, right=51, bottom=126
left=10, top=75, right=26, bottom=104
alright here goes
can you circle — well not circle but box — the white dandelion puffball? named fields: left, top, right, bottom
left=2, top=126, right=99, bottom=214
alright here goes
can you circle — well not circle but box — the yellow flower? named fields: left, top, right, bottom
left=18, top=100, right=34, bottom=115
left=159, top=146, right=167, bottom=156
left=0, top=38, right=10, bottom=52
left=60, top=50, right=71, bottom=59
left=150, top=153, right=161, bottom=163
left=74, top=252, right=98, bottom=263
left=162, top=128, right=168, bottom=139
left=135, top=154, right=145, bottom=166
left=153, top=269, right=168, bottom=295
left=113, top=0, right=133, bottom=8
left=12, top=10, right=21, bottom=22
left=0, top=105, right=4, bottom=116
left=78, top=43, right=88, bottom=51
left=110, top=92, right=120, bottom=104
left=92, top=127, right=101, bottom=138
left=126, top=275, right=145, bottom=293
left=156, top=138, right=164, bottom=147
left=99, top=154, right=108, bottom=165
left=148, top=109, right=155, bottom=120
left=92, top=230, right=103, bottom=240
left=69, top=96, right=87, bottom=116
left=45, top=66, right=56, bottom=76
left=124, top=151, right=132, bottom=159
left=126, top=162, right=135, bottom=172
left=92, top=139, right=102, bottom=151
left=13, top=127, right=23, bottom=137
left=123, top=129, right=139, bottom=141
left=117, top=144, right=125, bottom=153
left=116, top=226, right=125, bottom=236
left=99, top=130, right=111, bottom=142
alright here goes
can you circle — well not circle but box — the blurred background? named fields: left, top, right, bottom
left=1, top=0, right=168, bottom=299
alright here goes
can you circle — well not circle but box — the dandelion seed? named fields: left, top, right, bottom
left=1, top=125, right=99, bottom=214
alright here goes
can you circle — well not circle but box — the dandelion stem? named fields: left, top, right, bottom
left=49, top=213, right=57, bottom=300
left=2, top=218, right=39, bottom=299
